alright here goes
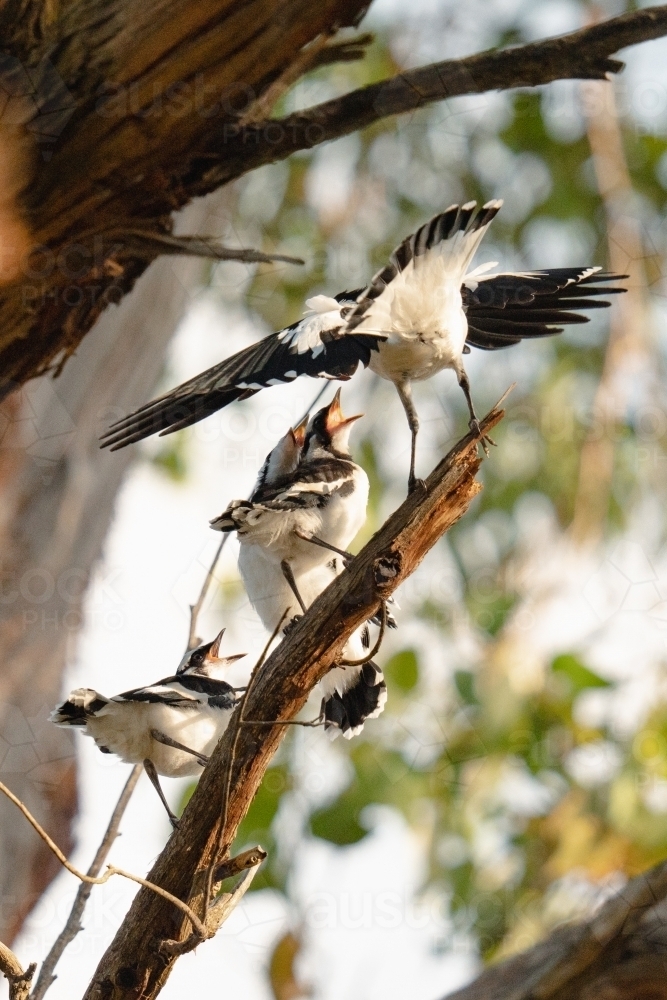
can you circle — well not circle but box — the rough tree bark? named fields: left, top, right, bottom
left=0, top=4, right=666, bottom=394
left=445, top=859, right=667, bottom=1000
left=0, top=187, right=232, bottom=943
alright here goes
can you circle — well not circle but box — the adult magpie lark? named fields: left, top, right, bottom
left=100, top=201, right=624, bottom=489
left=50, top=630, right=245, bottom=827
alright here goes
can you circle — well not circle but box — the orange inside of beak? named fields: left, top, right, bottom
left=325, top=390, right=363, bottom=434
left=291, top=415, right=309, bottom=448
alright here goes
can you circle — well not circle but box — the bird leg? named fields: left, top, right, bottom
left=280, top=560, right=308, bottom=613
left=150, top=728, right=210, bottom=766
left=457, top=369, right=495, bottom=455
left=396, top=382, right=424, bottom=494
left=340, top=601, right=388, bottom=666
left=240, top=712, right=324, bottom=729
left=143, top=758, right=180, bottom=829
left=294, top=529, right=353, bottom=568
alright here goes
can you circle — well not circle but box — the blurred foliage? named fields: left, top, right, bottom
left=178, top=0, right=667, bottom=982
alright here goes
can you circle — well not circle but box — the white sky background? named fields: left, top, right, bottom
left=10, top=2, right=667, bottom=998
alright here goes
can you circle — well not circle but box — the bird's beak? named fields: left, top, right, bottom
left=208, top=628, right=226, bottom=661
left=324, top=388, right=363, bottom=434
left=290, top=414, right=309, bottom=449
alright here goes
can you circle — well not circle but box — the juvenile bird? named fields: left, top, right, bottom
left=50, top=630, right=244, bottom=827
left=212, top=392, right=387, bottom=737
left=101, top=201, right=624, bottom=490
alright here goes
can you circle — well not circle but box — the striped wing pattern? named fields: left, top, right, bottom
left=463, top=268, right=625, bottom=349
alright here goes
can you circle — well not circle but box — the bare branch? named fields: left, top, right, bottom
left=199, top=6, right=667, bottom=191
left=0, top=941, right=36, bottom=1000
left=29, top=765, right=142, bottom=1000
left=187, top=537, right=228, bottom=651
left=114, top=232, right=304, bottom=266
left=81, top=399, right=506, bottom=1000
left=0, top=780, right=208, bottom=940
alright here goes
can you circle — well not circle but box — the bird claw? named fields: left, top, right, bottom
left=407, top=476, right=426, bottom=495
left=468, top=418, right=495, bottom=457
left=283, top=615, right=302, bottom=635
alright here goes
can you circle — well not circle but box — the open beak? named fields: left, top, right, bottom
left=208, top=628, right=226, bottom=660
left=325, top=388, right=363, bottom=435
left=290, top=414, right=309, bottom=449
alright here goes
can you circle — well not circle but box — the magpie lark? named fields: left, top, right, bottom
left=212, top=391, right=387, bottom=737
left=100, top=201, right=624, bottom=489
left=50, top=630, right=244, bottom=827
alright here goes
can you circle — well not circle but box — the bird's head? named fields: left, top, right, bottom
left=303, top=389, right=363, bottom=459
left=259, top=417, right=308, bottom=487
left=177, top=629, right=246, bottom=679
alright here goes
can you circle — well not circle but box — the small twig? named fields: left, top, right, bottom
left=238, top=31, right=335, bottom=127
left=0, top=780, right=207, bottom=940
left=105, top=230, right=305, bottom=266
left=339, top=600, right=387, bottom=666
left=187, top=536, right=228, bottom=651
left=203, top=613, right=287, bottom=920
left=160, top=861, right=263, bottom=957
left=0, top=941, right=36, bottom=1000
left=30, top=765, right=142, bottom=1000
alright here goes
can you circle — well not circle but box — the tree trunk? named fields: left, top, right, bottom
left=0, top=189, right=228, bottom=943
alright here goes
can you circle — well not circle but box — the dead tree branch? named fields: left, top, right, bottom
left=80, top=399, right=506, bottom=1000
left=29, top=765, right=143, bottom=1000
left=0, top=780, right=209, bottom=939
left=202, top=5, right=667, bottom=189
left=2, top=4, right=666, bottom=393
left=445, top=858, right=667, bottom=1000
left=0, top=941, right=36, bottom=1000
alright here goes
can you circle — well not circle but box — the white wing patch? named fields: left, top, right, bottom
left=351, top=203, right=502, bottom=340
left=277, top=296, right=345, bottom=357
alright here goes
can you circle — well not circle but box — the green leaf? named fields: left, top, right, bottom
left=384, top=649, right=419, bottom=692
left=150, top=437, right=188, bottom=481
left=551, top=654, right=612, bottom=694
left=454, top=670, right=479, bottom=706
left=310, top=744, right=428, bottom=846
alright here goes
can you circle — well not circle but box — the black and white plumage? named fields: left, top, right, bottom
left=50, top=630, right=244, bottom=826
left=100, top=200, right=625, bottom=490
left=212, top=392, right=386, bottom=737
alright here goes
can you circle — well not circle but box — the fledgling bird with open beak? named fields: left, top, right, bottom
left=212, top=392, right=387, bottom=738
left=50, top=630, right=245, bottom=828
left=211, top=390, right=368, bottom=626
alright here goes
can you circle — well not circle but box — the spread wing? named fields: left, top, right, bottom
left=100, top=291, right=378, bottom=450
left=463, top=267, right=626, bottom=349
left=346, top=201, right=503, bottom=336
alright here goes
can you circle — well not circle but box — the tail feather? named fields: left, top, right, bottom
left=50, top=688, right=109, bottom=727
left=323, top=661, right=387, bottom=739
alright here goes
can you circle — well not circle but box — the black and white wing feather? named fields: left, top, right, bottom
left=462, top=267, right=626, bottom=349
left=211, top=457, right=357, bottom=532
left=112, top=672, right=238, bottom=711
left=346, top=201, right=503, bottom=335
left=100, top=292, right=378, bottom=450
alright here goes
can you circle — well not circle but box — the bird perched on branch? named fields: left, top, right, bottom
left=212, top=391, right=386, bottom=737
left=50, top=630, right=245, bottom=827
left=101, top=200, right=625, bottom=490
